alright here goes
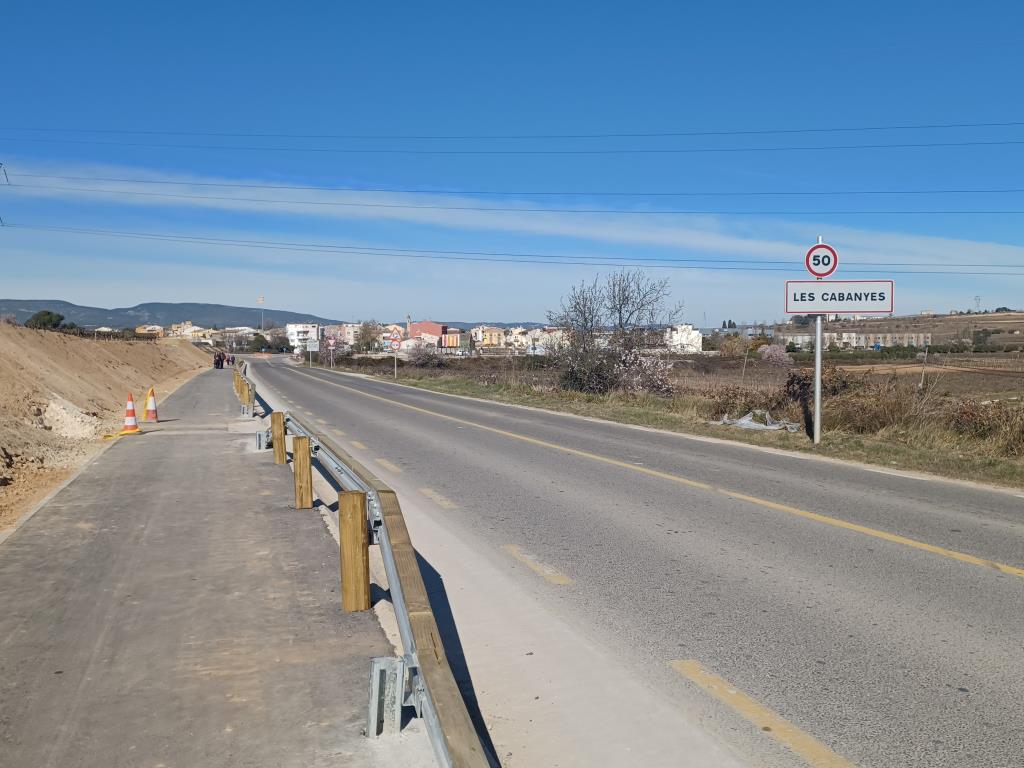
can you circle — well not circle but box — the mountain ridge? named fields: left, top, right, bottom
left=0, top=300, right=343, bottom=329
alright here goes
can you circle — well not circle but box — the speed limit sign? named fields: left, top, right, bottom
left=805, top=243, right=838, bottom=278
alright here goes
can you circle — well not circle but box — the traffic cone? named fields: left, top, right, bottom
left=141, top=387, right=158, bottom=422
left=118, top=393, right=142, bottom=435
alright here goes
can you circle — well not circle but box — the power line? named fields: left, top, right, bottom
left=5, top=222, right=1024, bottom=275
left=2, top=119, right=1023, bottom=140
left=10, top=171, right=1024, bottom=198
left=6, top=182, right=1024, bottom=215
left=2, top=135, right=1024, bottom=155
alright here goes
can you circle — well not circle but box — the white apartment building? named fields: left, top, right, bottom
left=777, top=330, right=932, bottom=349
left=664, top=324, right=703, bottom=353
left=285, top=323, right=319, bottom=349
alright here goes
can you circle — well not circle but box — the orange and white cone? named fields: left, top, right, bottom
left=141, top=387, right=158, bottom=422
left=118, top=393, right=141, bottom=435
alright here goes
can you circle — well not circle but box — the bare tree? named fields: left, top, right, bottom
left=547, top=278, right=616, bottom=392
left=548, top=269, right=683, bottom=393
left=602, top=270, right=682, bottom=349
left=547, top=277, right=603, bottom=354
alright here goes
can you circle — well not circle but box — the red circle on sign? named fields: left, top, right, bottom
left=805, top=244, right=838, bottom=278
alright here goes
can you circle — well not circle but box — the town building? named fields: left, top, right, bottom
left=285, top=323, right=319, bottom=349
left=134, top=324, right=165, bottom=337
left=440, top=329, right=471, bottom=355
left=775, top=330, right=932, bottom=350
left=471, top=326, right=505, bottom=348
left=407, top=320, right=448, bottom=339
left=663, top=324, right=703, bottom=353
left=399, top=335, right=432, bottom=352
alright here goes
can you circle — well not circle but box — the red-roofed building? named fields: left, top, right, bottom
left=407, top=320, right=447, bottom=338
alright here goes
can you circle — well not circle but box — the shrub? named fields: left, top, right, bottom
left=560, top=350, right=619, bottom=394
left=408, top=345, right=445, bottom=368
left=699, top=384, right=789, bottom=419
left=948, top=399, right=998, bottom=439
left=824, top=376, right=931, bottom=434
left=616, top=349, right=673, bottom=395
left=759, top=344, right=793, bottom=368
left=784, top=364, right=852, bottom=404
left=946, top=399, right=1024, bottom=460
left=25, top=310, right=65, bottom=329
left=947, top=399, right=1024, bottom=455
left=719, top=335, right=749, bottom=358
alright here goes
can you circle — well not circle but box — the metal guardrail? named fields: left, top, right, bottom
left=235, top=362, right=490, bottom=768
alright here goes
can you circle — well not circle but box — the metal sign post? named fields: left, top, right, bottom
left=306, top=338, right=320, bottom=368
left=389, top=330, right=402, bottom=379
left=813, top=237, right=824, bottom=445
left=786, top=241, right=894, bottom=445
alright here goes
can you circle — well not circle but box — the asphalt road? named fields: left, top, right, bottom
left=256, top=359, right=1024, bottom=768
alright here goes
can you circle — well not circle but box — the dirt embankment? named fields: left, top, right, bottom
left=0, top=325, right=211, bottom=529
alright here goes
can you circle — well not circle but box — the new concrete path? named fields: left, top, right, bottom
left=0, top=369, right=430, bottom=768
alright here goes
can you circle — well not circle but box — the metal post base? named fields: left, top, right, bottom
left=256, top=430, right=272, bottom=451
left=367, top=656, right=406, bottom=737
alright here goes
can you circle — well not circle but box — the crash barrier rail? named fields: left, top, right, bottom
left=232, top=362, right=490, bottom=768
left=233, top=363, right=257, bottom=416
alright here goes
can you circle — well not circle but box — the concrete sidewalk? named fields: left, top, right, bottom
left=0, top=369, right=430, bottom=767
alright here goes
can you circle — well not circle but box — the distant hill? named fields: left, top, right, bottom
left=0, top=300, right=343, bottom=329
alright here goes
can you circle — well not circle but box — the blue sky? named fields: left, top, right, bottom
left=2, top=1, right=1024, bottom=325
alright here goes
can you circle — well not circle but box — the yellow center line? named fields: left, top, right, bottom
left=332, top=429, right=347, bottom=438
left=503, top=544, right=574, bottom=585
left=286, top=368, right=1024, bottom=578
left=350, top=440, right=368, bottom=450
left=375, top=458, right=403, bottom=474
left=420, top=487, right=457, bottom=510
left=671, top=660, right=857, bottom=768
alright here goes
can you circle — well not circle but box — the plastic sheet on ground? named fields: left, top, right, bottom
left=709, top=409, right=801, bottom=433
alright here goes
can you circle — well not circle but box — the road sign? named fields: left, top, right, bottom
left=389, top=330, right=402, bottom=341
left=786, top=280, right=894, bottom=314
left=327, top=338, right=336, bottom=348
left=306, top=339, right=320, bottom=352
left=805, top=243, right=839, bottom=278
left=390, top=340, right=401, bottom=351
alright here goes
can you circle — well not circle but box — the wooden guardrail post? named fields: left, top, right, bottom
left=271, top=412, right=286, bottom=465
left=339, top=491, right=371, bottom=612
left=247, top=383, right=255, bottom=414
left=292, top=436, right=313, bottom=509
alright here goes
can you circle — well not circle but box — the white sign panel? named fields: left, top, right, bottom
left=786, top=280, right=894, bottom=314
left=305, top=339, right=320, bottom=352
